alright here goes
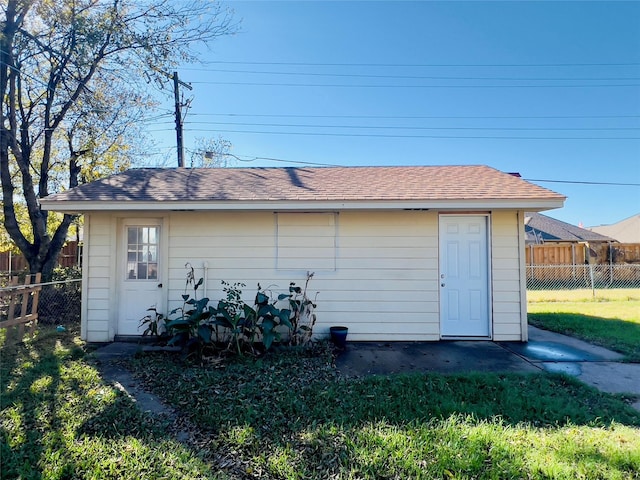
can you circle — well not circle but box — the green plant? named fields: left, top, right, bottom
left=212, top=281, right=250, bottom=355
left=139, top=306, right=166, bottom=337
left=150, top=267, right=320, bottom=359
left=51, top=265, right=82, bottom=282
left=213, top=282, right=293, bottom=354
left=282, top=271, right=317, bottom=346
left=252, top=284, right=292, bottom=350
left=164, top=264, right=214, bottom=359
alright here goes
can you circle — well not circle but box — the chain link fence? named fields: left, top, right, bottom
left=1, top=275, right=81, bottom=327
left=526, top=264, right=640, bottom=290
left=37, top=279, right=82, bottom=324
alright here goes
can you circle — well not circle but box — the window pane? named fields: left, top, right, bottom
left=148, top=264, right=157, bottom=280
left=126, top=225, right=160, bottom=280
left=137, top=264, right=147, bottom=279
left=127, top=227, right=137, bottom=245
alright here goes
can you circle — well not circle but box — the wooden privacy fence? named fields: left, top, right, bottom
left=526, top=243, right=584, bottom=266
left=526, top=243, right=640, bottom=266
left=0, top=241, right=82, bottom=273
left=526, top=243, right=640, bottom=286
left=0, top=274, right=42, bottom=341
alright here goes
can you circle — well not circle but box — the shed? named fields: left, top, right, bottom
left=40, top=165, right=565, bottom=343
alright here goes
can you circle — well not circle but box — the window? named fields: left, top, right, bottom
left=276, top=213, right=337, bottom=271
left=126, top=226, right=159, bottom=280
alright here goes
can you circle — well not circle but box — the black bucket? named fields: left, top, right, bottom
left=329, top=326, right=349, bottom=349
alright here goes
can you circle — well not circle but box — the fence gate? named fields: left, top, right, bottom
left=0, top=273, right=42, bottom=342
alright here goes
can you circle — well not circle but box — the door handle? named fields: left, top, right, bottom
left=157, top=283, right=163, bottom=288
left=441, top=283, right=445, bottom=287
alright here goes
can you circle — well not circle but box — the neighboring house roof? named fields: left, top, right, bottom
left=40, top=165, right=565, bottom=212
left=524, top=212, right=614, bottom=244
left=587, top=214, right=640, bottom=243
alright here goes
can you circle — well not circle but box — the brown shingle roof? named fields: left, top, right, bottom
left=42, top=165, right=565, bottom=204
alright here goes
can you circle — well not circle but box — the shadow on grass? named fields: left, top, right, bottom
left=126, top=347, right=640, bottom=433
left=123, top=348, right=640, bottom=478
left=528, top=312, right=640, bottom=361
left=0, top=326, right=213, bottom=480
left=0, top=326, right=84, bottom=479
left=4, top=328, right=639, bottom=479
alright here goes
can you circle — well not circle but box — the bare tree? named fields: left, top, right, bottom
left=189, top=135, right=234, bottom=168
left=1, top=0, right=237, bottom=278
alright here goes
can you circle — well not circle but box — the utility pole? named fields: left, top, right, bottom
left=171, top=71, right=193, bottom=168
left=146, top=68, right=193, bottom=167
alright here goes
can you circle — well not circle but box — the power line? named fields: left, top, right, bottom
left=0, top=59, right=54, bottom=92
left=191, top=81, right=640, bottom=89
left=185, top=128, right=640, bottom=140
left=182, top=67, right=640, bottom=81
left=226, top=153, right=341, bottom=167
left=183, top=120, right=639, bottom=132
left=206, top=60, right=640, bottom=68
left=188, top=113, right=640, bottom=120
left=218, top=152, right=640, bottom=183
left=526, top=178, right=640, bottom=187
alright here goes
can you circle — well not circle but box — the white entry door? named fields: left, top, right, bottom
left=118, top=221, right=163, bottom=335
left=439, top=215, right=491, bottom=338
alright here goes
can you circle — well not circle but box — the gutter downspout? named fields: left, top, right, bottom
left=518, top=210, right=528, bottom=342
left=203, top=261, right=209, bottom=299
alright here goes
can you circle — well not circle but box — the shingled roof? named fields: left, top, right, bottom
left=524, top=212, right=613, bottom=243
left=40, top=165, right=565, bottom=212
left=588, top=214, right=640, bottom=243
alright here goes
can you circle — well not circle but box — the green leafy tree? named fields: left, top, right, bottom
left=1, top=0, right=236, bottom=278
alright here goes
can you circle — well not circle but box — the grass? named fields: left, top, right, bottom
left=2, top=324, right=640, bottom=479
left=123, top=346, right=640, bottom=479
left=528, top=289, right=640, bottom=361
left=0, top=325, right=230, bottom=479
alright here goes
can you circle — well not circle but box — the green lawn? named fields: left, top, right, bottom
left=0, top=326, right=228, bottom=479
left=528, top=289, right=640, bottom=361
left=126, top=347, right=640, bottom=479
left=3, top=324, right=639, bottom=479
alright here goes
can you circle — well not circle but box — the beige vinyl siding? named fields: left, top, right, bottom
left=166, top=212, right=276, bottom=314
left=276, top=213, right=337, bottom=271
left=162, top=210, right=440, bottom=341
left=322, top=211, right=439, bottom=340
left=83, top=213, right=113, bottom=342
left=83, top=208, right=526, bottom=342
left=491, top=210, right=524, bottom=341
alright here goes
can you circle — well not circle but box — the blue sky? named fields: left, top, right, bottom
left=147, top=1, right=640, bottom=228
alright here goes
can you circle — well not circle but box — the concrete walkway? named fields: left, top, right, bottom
left=504, top=326, right=640, bottom=411
left=335, top=326, right=640, bottom=411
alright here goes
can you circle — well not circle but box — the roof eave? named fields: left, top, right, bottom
left=39, top=197, right=565, bottom=214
